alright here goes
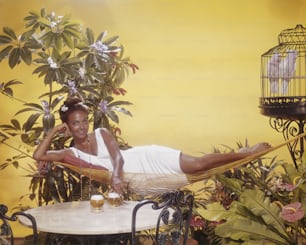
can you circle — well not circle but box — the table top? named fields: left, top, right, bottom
left=19, top=200, right=159, bottom=235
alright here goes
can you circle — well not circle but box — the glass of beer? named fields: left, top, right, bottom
left=107, top=192, right=123, bottom=207
left=90, top=194, right=104, bottom=212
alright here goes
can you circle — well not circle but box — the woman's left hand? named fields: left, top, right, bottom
left=111, top=175, right=127, bottom=194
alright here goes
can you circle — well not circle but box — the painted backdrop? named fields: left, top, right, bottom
left=0, top=0, right=305, bottom=236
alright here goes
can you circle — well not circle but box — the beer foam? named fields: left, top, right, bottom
left=108, top=192, right=120, bottom=198
left=91, top=194, right=104, bottom=200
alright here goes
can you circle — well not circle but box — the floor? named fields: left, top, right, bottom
left=14, top=238, right=27, bottom=245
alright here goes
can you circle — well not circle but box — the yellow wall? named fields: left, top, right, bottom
left=0, top=0, right=305, bottom=236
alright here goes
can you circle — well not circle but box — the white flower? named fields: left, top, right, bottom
left=61, top=105, right=69, bottom=112
left=50, top=21, right=57, bottom=28
left=91, top=41, right=109, bottom=53
left=47, top=57, right=58, bottom=69
left=78, top=67, right=85, bottom=79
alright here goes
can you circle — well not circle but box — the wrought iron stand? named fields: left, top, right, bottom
left=268, top=117, right=306, bottom=168
left=259, top=24, right=306, bottom=168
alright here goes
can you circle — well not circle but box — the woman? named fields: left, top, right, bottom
left=33, top=98, right=271, bottom=193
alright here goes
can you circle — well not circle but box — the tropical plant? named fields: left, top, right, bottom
left=0, top=8, right=138, bottom=205
left=197, top=156, right=306, bottom=245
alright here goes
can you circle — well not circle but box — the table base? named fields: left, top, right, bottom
left=45, top=232, right=131, bottom=245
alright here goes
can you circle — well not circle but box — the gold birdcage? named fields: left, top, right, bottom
left=259, top=24, right=306, bottom=167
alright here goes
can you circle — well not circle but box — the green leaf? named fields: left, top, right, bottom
left=86, top=28, right=95, bottom=44
left=240, top=189, right=287, bottom=235
left=197, top=202, right=233, bottom=221
left=215, top=219, right=289, bottom=245
left=3, top=27, right=17, bottom=40
left=108, top=100, right=133, bottom=107
left=44, top=69, right=56, bottom=84
left=76, top=50, right=89, bottom=58
left=25, top=103, right=44, bottom=110
left=20, top=47, right=32, bottom=65
left=11, top=119, right=21, bottom=130
left=105, top=109, right=119, bottom=123
left=12, top=160, right=19, bottom=169
left=0, top=163, right=9, bottom=170
left=5, top=79, right=22, bottom=87
left=27, top=10, right=40, bottom=18
left=62, top=32, right=74, bottom=49
left=24, top=38, right=41, bottom=49
left=3, top=87, right=13, bottom=96
left=50, top=96, right=64, bottom=109
left=21, top=133, right=30, bottom=144
left=15, top=103, right=43, bottom=116
left=23, top=113, right=41, bottom=131
left=8, top=48, right=20, bottom=68
left=216, top=174, right=244, bottom=194
left=61, top=56, right=81, bottom=65
left=32, top=65, right=50, bottom=76
left=0, top=35, right=12, bottom=44
left=103, top=35, right=119, bottom=46
left=54, top=35, right=62, bottom=51
left=242, top=240, right=276, bottom=245
left=40, top=8, right=46, bottom=17
left=111, top=106, right=133, bottom=117
left=40, top=31, right=53, bottom=48
left=64, top=28, right=81, bottom=39
left=20, top=29, right=35, bottom=42
left=59, top=51, right=71, bottom=61
left=54, top=69, right=66, bottom=84
left=85, top=53, right=95, bottom=67
left=96, top=30, right=107, bottom=42
left=0, top=45, right=13, bottom=61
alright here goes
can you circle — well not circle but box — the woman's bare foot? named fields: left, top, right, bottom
left=238, top=142, right=271, bottom=154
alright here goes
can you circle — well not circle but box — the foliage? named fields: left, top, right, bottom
left=0, top=8, right=138, bottom=205
left=197, top=155, right=306, bottom=245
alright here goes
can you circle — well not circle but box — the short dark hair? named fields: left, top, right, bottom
left=59, top=98, right=89, bottom=123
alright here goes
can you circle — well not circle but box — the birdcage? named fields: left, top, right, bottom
left=259, top=24, right=306, bottom=167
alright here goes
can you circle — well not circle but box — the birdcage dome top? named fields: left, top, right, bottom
left=278, top=24, right=306, bottom=44
left=263, top=24, right=306, bottom=55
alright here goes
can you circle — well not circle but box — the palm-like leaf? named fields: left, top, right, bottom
left=199, top=189, right=293, bottom=244
left=0, top=26, right=42, bottom=68
left=215, top=219, right=288, bottom=245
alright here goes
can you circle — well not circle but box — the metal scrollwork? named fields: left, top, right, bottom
left=131, top=190, right=194, bottom=245
left=269, top=117, right=306, bottom=168
left=171, top=230, right=181, bottom=245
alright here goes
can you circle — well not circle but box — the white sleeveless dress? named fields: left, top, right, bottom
left=70, top=128, right=183, bottom=174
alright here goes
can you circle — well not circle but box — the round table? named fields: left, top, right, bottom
left=20, top=200, right=159, bottom=235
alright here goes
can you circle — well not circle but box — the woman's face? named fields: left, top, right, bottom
left=67, top=110, right=89, bottom=139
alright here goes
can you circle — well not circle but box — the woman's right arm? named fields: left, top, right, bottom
left=33, top=123, right=69, bottom=162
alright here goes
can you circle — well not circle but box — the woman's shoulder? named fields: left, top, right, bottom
left=91, top=128, right=110, bottom=141
left=95, top=127, right=111, bottom=135
left=94, top=128, right=114, bottom=144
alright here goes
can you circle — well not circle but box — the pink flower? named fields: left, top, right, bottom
left=280, top=202, right=304, bottom=222
left=278, top=182, right=296, bottom=191
left=190, top=216, right=206, bottom=230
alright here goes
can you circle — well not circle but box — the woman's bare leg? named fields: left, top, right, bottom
left=179, top=142, right=271, bottom=174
